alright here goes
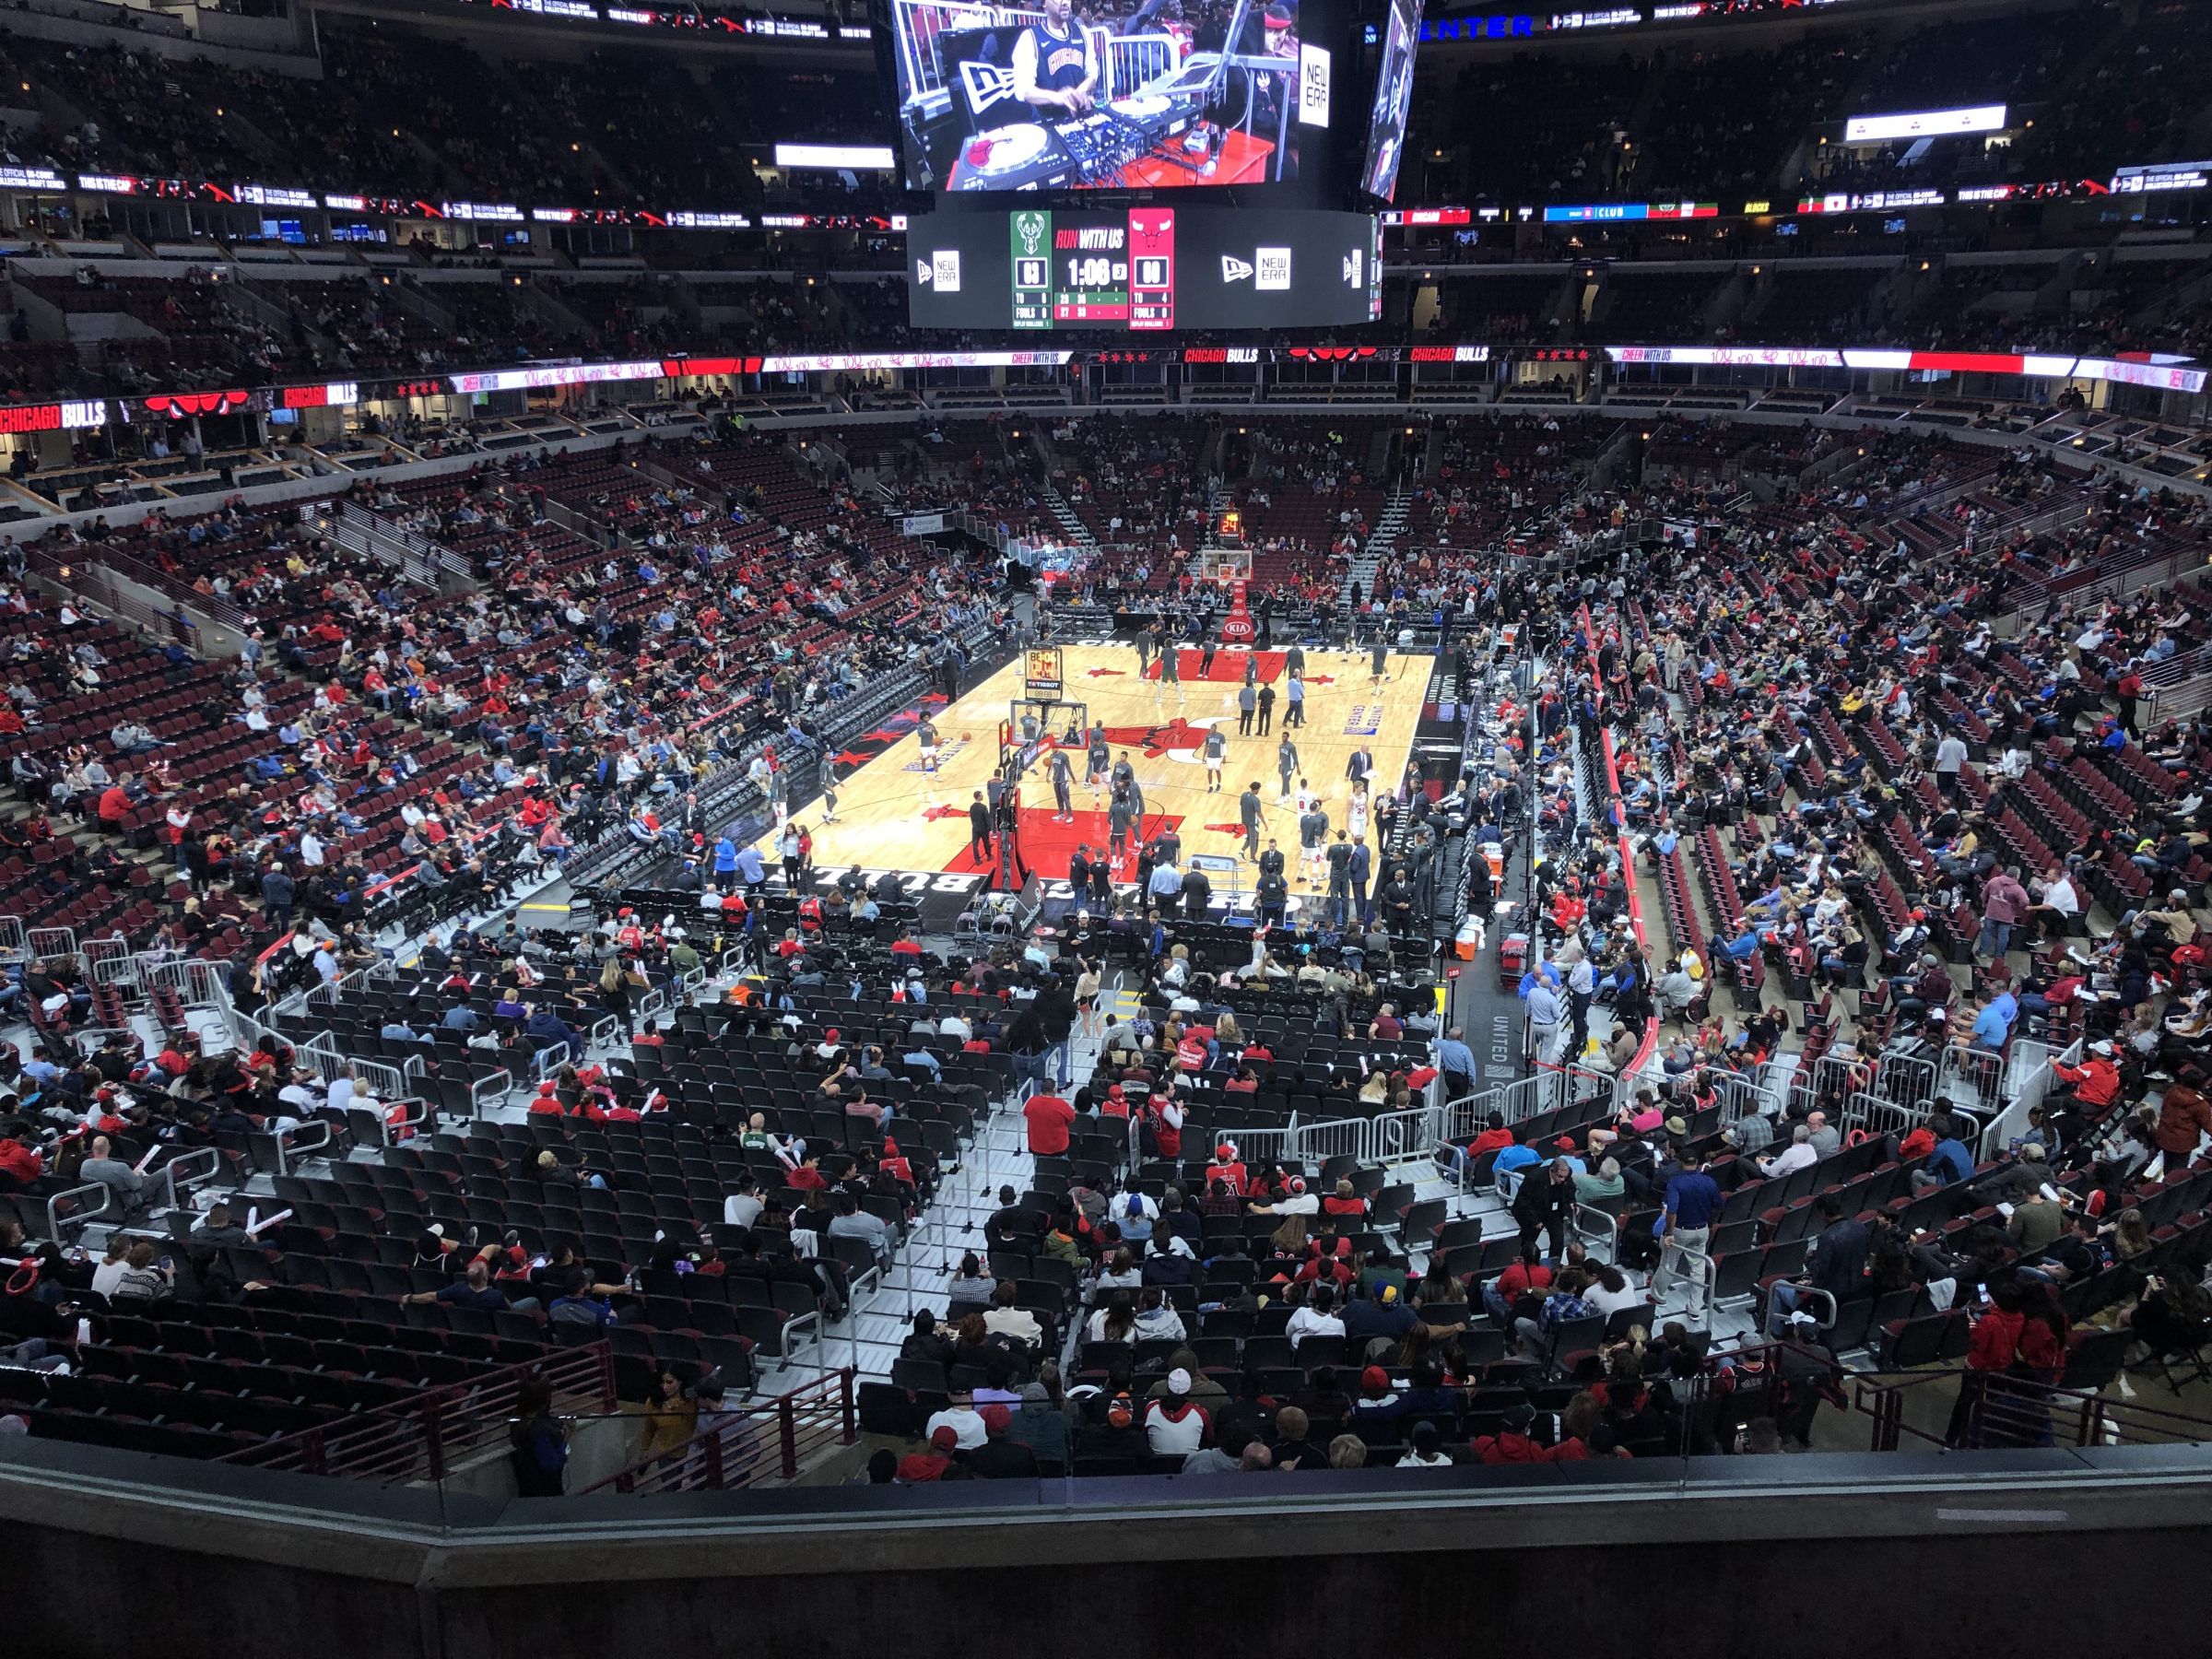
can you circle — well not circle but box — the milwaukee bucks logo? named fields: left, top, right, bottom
left=1014, top=211, right=1048, bottom=258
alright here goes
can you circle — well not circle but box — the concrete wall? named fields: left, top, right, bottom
left=6, top=1436, right=2212, bottom=1659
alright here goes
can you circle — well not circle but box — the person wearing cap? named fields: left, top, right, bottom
left=965, top=1403, right=1041, bottom=1479
left=1471, top=1401, right=1547, bottom=1465
left=1075, top=1392, right=1149, bottom=1464
left=2051, top=1041, right=2124, bottom=1119
left=1888, top=952, right=1955, bottom=1022
left=1968, top=1139, right=2055, bottom=1206
left=1143, top=1368, right=1211, bottom=1455
left=896, top=1424, right=971, bottom=1483
left=1342, top=1278, right=1419, bottom=1350
left=1348, top=1364, right=1406, bottom=1428
left=1396, top=1419, right=1454, bottom=1468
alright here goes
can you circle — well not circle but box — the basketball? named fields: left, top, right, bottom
left=961, top=732, right=971, bottom=740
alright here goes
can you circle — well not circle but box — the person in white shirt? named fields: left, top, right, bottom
left=1759, top=1124, right=1818, bottom=1179
left=1396, top=1421, right=1453, bottom=1467
left=325, top=1067, right=356, bottom=1116
left=1285, top=1283, right=1346, bottom=1348
left=1249, top=1177, right=1319, bottom=1218
left=2029, top=865, right=2079, bottom=941
left=981, top=1280, right=1042, bottom=1348
left=936, top=1011, right=971, bottom=1042
left=1583, top=1261, right=1644, bottom=1316
left=1143, top=1369, right=1209, bottom=1455
left=924, top=1399, right=988, bottom=1451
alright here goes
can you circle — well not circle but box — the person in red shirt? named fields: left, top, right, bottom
left=1145, top=1094, right=1185, bottom=1159
left=1482, top=1246, right=1553, bottom=1324
left=1321, top=1179, right=1368, bottom=1220
left=1442, top=1112, right=1517, bottom=1182
left=98, top=782, right=131, bottom=829
left=1022, top=1090, right=1076, bottom=1155
left=1206, top=1144, right=1248, bottom=1194
left=0, top=1128, right=44, bottom=1188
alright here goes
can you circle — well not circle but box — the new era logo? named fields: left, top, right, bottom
left=1220, top=255, right=1253, bottom=282
left=959, top=60, right=1018, bottom=116
left=1254, top=248, right=1291, bottom=291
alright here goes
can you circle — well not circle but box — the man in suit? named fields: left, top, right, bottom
left=1349, top=836, right=1373, bottom=924
left=1181, top=864, right=1212, bottom=921
left=1325, top=831, right=1354, bottom=929
left=1240, top=782, right=1264, bottom=864
left=968, top=792, right=994, bottom=867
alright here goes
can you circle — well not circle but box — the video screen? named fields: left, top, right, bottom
left=878, top=0, right=1336, bottom=193
left=1360, top=0, right=1420, bottom=201
left=910, top=206, right=1382, bottom=330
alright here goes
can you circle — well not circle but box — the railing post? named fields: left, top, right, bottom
left=840, top=1367, right=858, bottom=1446
left=304, top=1427, right=327, bottom=1477
left=704, top=1425, right=725, bottom=1490
left=422, top=1398, right=447, bottom=1483
left=594, top=1339, right=618, bottom=1412
left=778, top=1392, right=800, bottom=1479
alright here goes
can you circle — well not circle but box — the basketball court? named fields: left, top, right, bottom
left=752, top=640, right=1430, bottom=892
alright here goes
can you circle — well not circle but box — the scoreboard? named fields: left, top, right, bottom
left=914, top=206, right=1378, bottom=333
left=1010, top=208, right=1176, bottom=329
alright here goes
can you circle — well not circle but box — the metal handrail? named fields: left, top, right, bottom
left=216, top=1340, right=617, bottom=1481
left=158, top=1146, right=224, bottom=1210
left=577, top=1367, right=859, bottom=1495
left=43, top=1178, right=113, bottom=1240
left=270, top=1121, right=333, bottom=1177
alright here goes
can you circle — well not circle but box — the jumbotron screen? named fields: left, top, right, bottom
left=1359, top=0, right=1420, bottom=200
left=875, top=0, right=1349, bottom=194
left=910, top=205, right=1382, bottom=329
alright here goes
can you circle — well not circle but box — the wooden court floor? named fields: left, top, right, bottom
left=752, top=643, right=1430, bottom=889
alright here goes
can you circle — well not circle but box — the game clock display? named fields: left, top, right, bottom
left=1009, top=208, right=1176, bottom=329
left=915, top=206, right=1376, bottom=333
